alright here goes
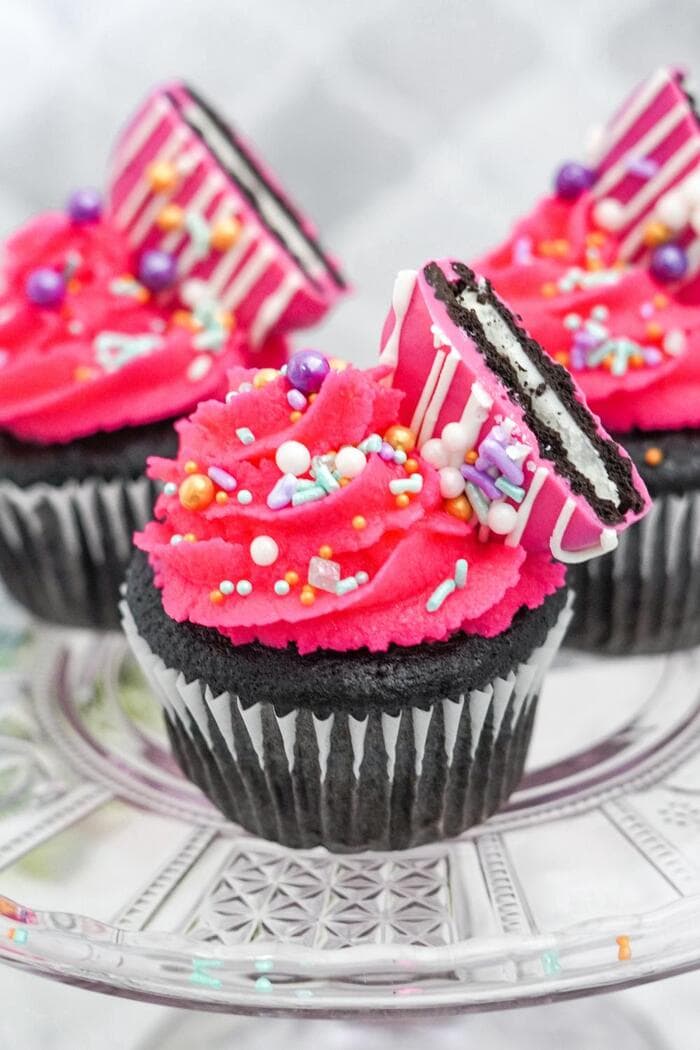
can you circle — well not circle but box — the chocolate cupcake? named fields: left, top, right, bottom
left=0, top=83, right=345, bottom=629
left=122, top=261, right=648, bottom=851
left=476, top=66, right=700, bottom=653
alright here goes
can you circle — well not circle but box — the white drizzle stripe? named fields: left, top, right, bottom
left=113, top=97, right=171, bottom=174
left=616, top=138, right=700, bottom=258
left=409, top=351, right=445, bottom=436
left=549, top=498, right=618, bottom=564
left=505, top=466, right=549, bottom=548
left=172, top=190, right=228, bottom=278
left=249, top=270, right=303, bottom=346
left=417, top=349, right=460, bottom=445
left=459, top=381, right=493, bottom=449
left=592, top=102, right=689, bottom=200
left=115, top=128, right=189, bottom=229
left=594, top=68, right=672, bottom=167
left=379, top=270, right=417, bottom=371
left=159, top=172, right=225, bottom=254
left=221, top=242, right=275, bottom=309
left=207, top=225, right=256, bottom=297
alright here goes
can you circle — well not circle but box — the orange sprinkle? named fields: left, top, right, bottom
left=586, top=258, right=603, bottom=272
left=445, top=495, right=473, bottom=522
left=183, top=533, right=197, bottom=543
left=319, top=545, right=333, bottom=559
left=586, top=231, right=606, bottom=247
left=603, top=354, right=614, bottom=370
left=147, top=160, right=178, bottom=193
left=215, top=491, right=228, bottom=505
left=210, top=589, right=225, bottom=605
left=210, top=216, right=241, bottom=252
left=339, top=477, right=350, bottom=487
left=171, top=309, right=194, bottom=329
left=629, top=354, right=645, bottom=368
left=653, top=293, right=669, bottom=309
left=67, top=278, right=82, bottom=294
left=184, top=460, right=198, bottom=474
left=352, top=515, right=367, bottom=530
left=73, top=365, right=95, bottom=382
left=616, top=935, right=631, bottom=962
left=284, top=570, right=299, bottom=586
left=157, top=203, right=184, bottom=232
left=644, top=446, right=664, bottom=467
left=289, top=411, right=302, bottom=423
left=553, top=239, right=570, bottom=257
left=554, top=351, right=570, bottom=366
left=395, top=493, right=410, bottom=509
left=645, top=321, right=664, bottom=342
left=538, top=240, right=556, bottom=257
left=464, top=450, right=478, bottom=465
left=541, top=282, right=557, bottom=298
left=642, top=220, right=670, bottom=248
left=308, top=393, right=318, bottom=404
left=136, top=287, right=150, bottom=304
left=300, top=588, right=315, bottom=606
left=404, top=458, right=420, bottom=474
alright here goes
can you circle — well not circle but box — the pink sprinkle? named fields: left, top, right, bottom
left=639, top=302, right=654, bottom=319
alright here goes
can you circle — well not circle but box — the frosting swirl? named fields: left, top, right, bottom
left=136, top=362, right=565, bottom=654
left=0, top=212, right=285, bottom=444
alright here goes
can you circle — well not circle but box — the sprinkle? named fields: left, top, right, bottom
left=208, top=466, right=237, bottom=491
left=210, top=589, right=224, bottom=604
left=300, top=587, right=315, bottom=606
left=454, top=559, right=468, bottom=589
left=542, top=950, right=561, bottom=976
left=312, top=457, right=340, bottom=493
left=395, top=493, right=410, bottom=508
left=217, top=492, right=229, bottom=504
left=563, top=313, right=581, bottom=330
left=255, top=976, right=272, bottom=992
left=287, top=388, right=307, bottom=411
left=274, top=580, right=290, bottom=596
left=639, top=301, right=655, bottom=319
left=284, top=571, right=300, bottom=586
left=380, top=441, right=395, bottom=461
left=404, top=458, right=420, bottom=474
left=352, top=515, right=367, bottom=530
left=183, top=533, right=197, bottom=543
left=495, top=477, right=525, bottom=503
left=109, top=276, right=147, bottom=299
left=187, top=354, right=213, bottom=382
left=219, top=580, right=235, bottom=595
left=319, top=545, right=333, bottom=559
left=236, top=427, right=255, bottom=445
left=336, top=577, right=359, bottom=596
left=426, top=578, right=456, bottom=613
left=163, top=482, right=177, bottom=496
left=94, top=331, right=163, bottom=373
left=591, top=304, right=609, bottom=321
left=644, top=446, right=664, bottom=467
left=616, top=935, right=631, bottom=961
left=236, top=580, right=253, bottom=596
left=355, top=571, right=369, bottom=585
left=267, top=473, right=298, bottom=510
left=184, top=461, right=198, bottom=474
left=308, top=555, right=341, bottom=592
left=389, top=474, right=423, bottom=495
left=461, top=465, right=501, bottom=501
left=254, top=959, right=274, bottom=973
left=359, top=434, right=382, bottom=453
left=170, top=534, right=183, bottom=545
left=290, top=411, right=302, bottom=422
left=237, top=490, right=253, bottom=505
left=465, top=482, right=490, bottom=525
left=292, top=484, right=327, bottom=506
left=394, top=449, right=407, bottom=465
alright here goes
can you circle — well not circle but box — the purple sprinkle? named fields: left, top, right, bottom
left=639, top=302, right=655, bottom=320
left=626, top=156, right=659, bottom=179
left=570, top=347, right=587, bottom=370
left=573, top=329, right=599, bottom=352
left=513, top=236, right=533, bottom=265
left=286, top=389, right=307, bottom=411
left=476, top=436, right=524, bottom=485
left=207, top=465, right=237, bottom=491
left=379, top=442, right=395, bottom=461
left=460, top=465, right=502, bottom=501
left=642, top=347, right=663, bottom=365
left=267, top=473, right=298, bottom=510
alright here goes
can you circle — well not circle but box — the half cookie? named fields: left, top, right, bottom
left=379, top=260, right=650, bottom=561
left=107, top=82, right=346, bottom=345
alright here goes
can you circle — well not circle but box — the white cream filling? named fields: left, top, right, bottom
left=183, top=101, right=333, bottom=284
left=458, top=287, right=620, bottom=508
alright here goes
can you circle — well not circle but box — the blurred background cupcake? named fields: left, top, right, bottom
left=476, top=66, right=700, bottom=653
left=0, top=82, right=345, bottom=629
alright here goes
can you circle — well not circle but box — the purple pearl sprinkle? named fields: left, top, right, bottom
left=25, top=268, right=66, bottom=308
left=461, top=465, right=502, bottom=501
left=67, top=188, right=102, bottom=224
left=137, top=250, right=177, bottom=292
left=286, top=349, right=330, bottom=394
left=554, top=162, right=595, bottom=201
left=379, top=442, right=395, bottom=461
left=650, top=243, right=688, bottom=283
left=286, top=388, right=307, bottom=411
left=207, top=465, right=237, bottom=491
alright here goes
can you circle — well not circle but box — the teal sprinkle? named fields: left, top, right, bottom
left=236, top=580, right=252, bottom=596
left=255, top=976, right=272, bottom=992
left=254, top=959, right=274, bottom=973
left=163, top=482, right=177, bottom=496
left=542, top=950, right=561, bottom=976
left=292, top=485, right=327, bottom=506
left=465, top=482, right=490, bottom=525
left=495, top=477, right=525, bottom=503
left=587, top=337, right=644, bottom=376
left=295, top=479, right=317, bottom=490
left=109, top=276, right=143, bottom=299
left=563, top=313, right=581, bottom=330
left=237, top=489, right=253, bottom=505
left=426, top=578, right=456, bottom=613
left=454, top=559, right=468, bottom=589
left=94, top=331, right=162, bottom=373
left=274, top=580, right=290, bottom=596
left=236, top=427, right=255, bottom=445
left=190, top=958, right=222, bottom=989
left=355, top=571, right=369, bottom=585
left=389, top=474, right=423, bottom=495
left=295, top=989, right=314, bottom=999
left=193, top=325, right=226, bottom=351
left=12, top=929, right=28, bottom=945
left=360, top=434, right=382, bottom=453
left=313, top=458, right=340, bottom=493
left=185, top=211, right=212, bottom=258
left=336, top=577, right=359, bottom=596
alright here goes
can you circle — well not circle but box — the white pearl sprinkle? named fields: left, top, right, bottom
left=236, top=580, right=253, bottom=596
left=187, top=354, right=213, bottom=382
left=275, top=440, right=311, bottom=477
left=656, top=191, right=689, bottom=231
left=335, top=445, right=367, bottom=479
left=663, top=329, right=686, bottom=356
left=439, top=466, right=465, bottom=499
left=219, top=580, right=235, bottom=595
left=170, top=534, right=183, bottom=545
left=250, top=536, right=279, bottom=566
left=274, top=580, right=290, bottom=596
left=163, top=482, right=177, bottom=496
left=682, top=172, right=700, bottom=208
left=593, top=198, right=626, bottom=232
left=487, top=501, right=518, bottom=535
left=441, top=422, right=470, bottom=453
left=237, top=489, right=253, bottom=505
left=421, top=438, right=449, bottom=470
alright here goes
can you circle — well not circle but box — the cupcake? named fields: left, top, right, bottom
left=476, top=66, right=700, bottom=652
left=122, top=260, right=648, bottom=851
left=0, top=83, right=345, bottom=630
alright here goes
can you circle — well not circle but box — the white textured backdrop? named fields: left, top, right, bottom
left=0, top=0, right=698, bottom=1045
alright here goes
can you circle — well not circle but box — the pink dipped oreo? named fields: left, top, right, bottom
left=107, top=83, right=346, bottom=347
left=379, top=261, right=650, bottom=562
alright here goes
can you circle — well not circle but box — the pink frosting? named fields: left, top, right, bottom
left=0, top=212, right=285, bottom=444
left=475, top=194, right=700, bottom=432
left=136, top=365, right=565, bottom=654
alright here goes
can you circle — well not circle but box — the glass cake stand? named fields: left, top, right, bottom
left=0, top=603, right=698, bottom=1019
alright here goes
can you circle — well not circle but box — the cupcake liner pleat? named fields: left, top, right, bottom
left=566, top=487, right=700, bottom=654
left=0, top=475, right=157, bottom=629
left=121, top=595, right=572, bottom=851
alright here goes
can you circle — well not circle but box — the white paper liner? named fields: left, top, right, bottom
left=0, top=475, right=157, bottom=629
left=566, top=487, right=700, bottom=654
left=121, top=595, right=572, bottom=851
